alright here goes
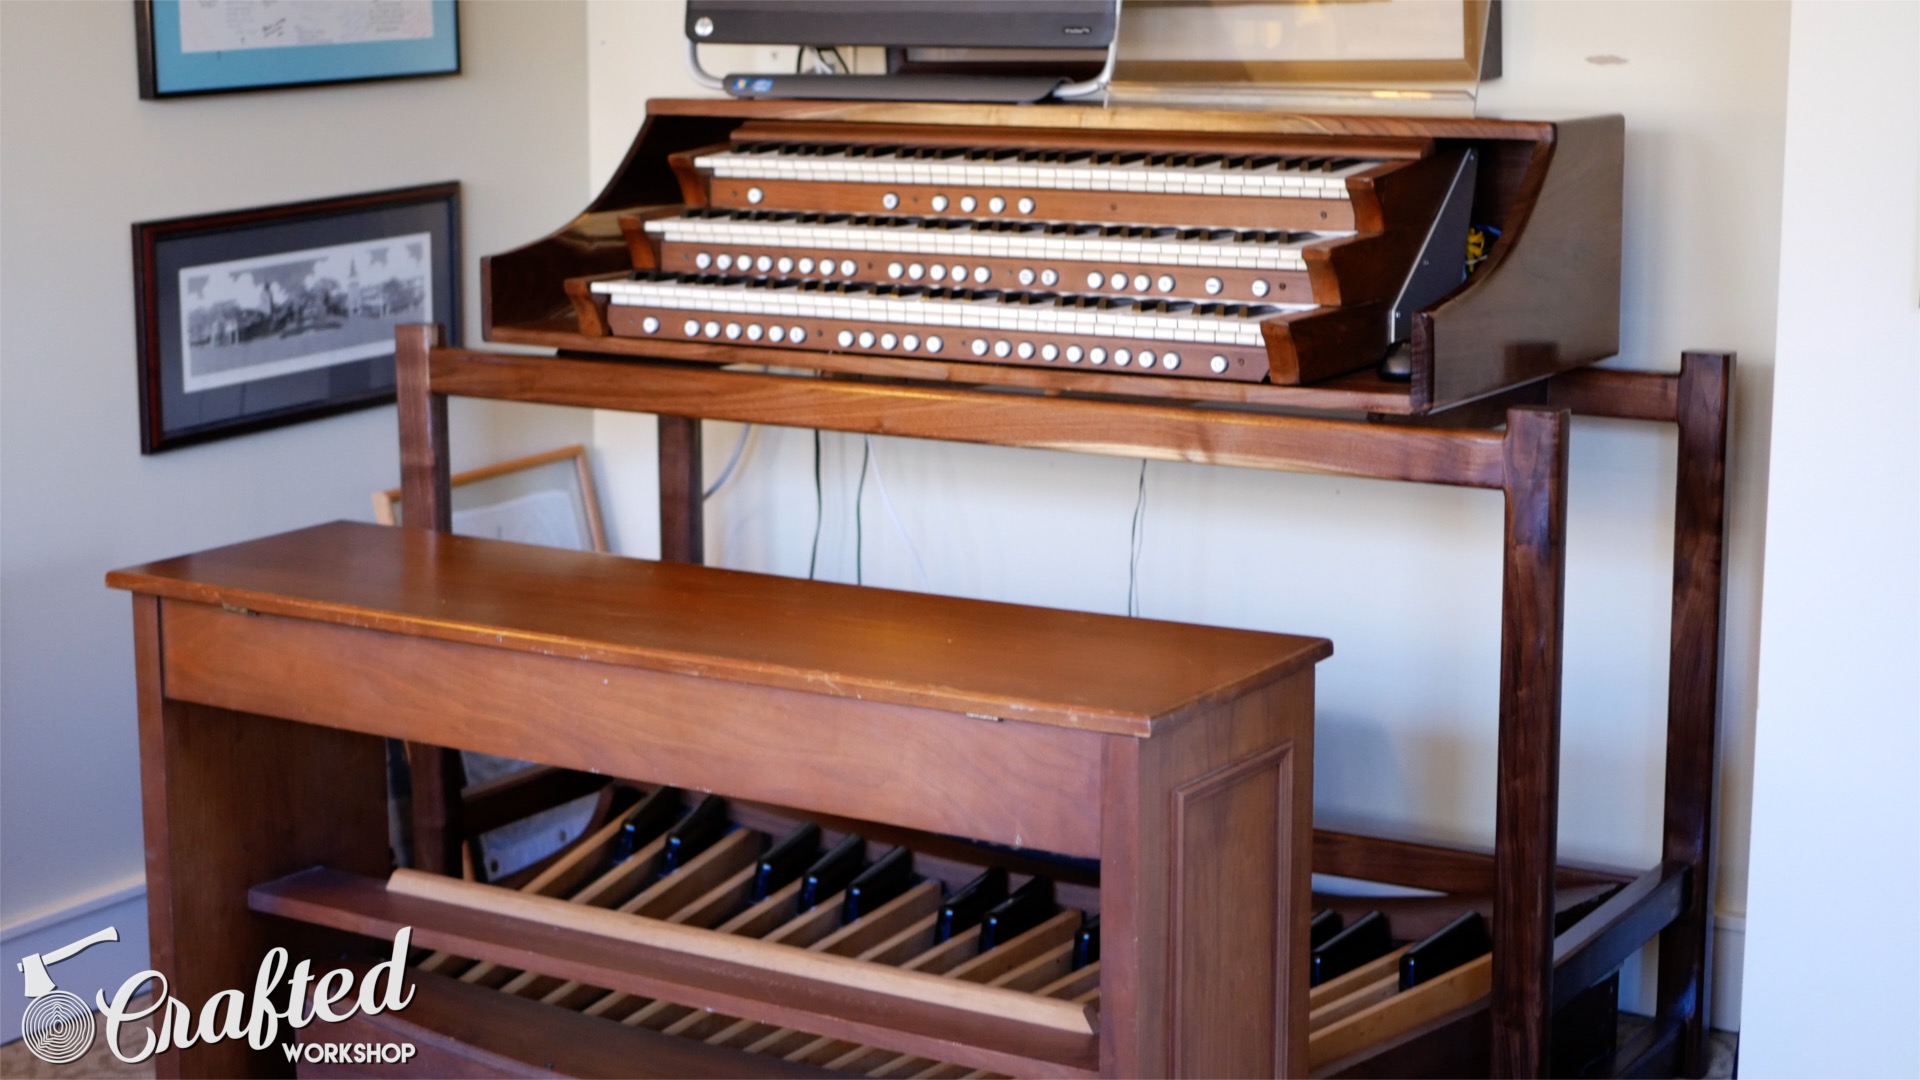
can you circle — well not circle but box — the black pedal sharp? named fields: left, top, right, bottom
left=980, top=876, right=1056, bottom=952
left=1072, top=913, right=1101, bottom=969
left=843, top=846, right=914, bottom=921
left=1309, top=908, right=1345, bottom=949
left=1399, top=911, right=1491, bottom=991
left=799, top=834, right=865, bottom=912
left=608, top=785, right=682, bottom=864
left=750, top=821, right=821, bottom=902
left=1311, top=909, right=1393, bottom=986
left=936, top=867, right=1008, bottom=943
left=660, top=794, right=728, bottom=874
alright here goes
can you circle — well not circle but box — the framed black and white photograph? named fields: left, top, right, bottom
left=133, top=182, right=459, bottom=454
left=134, top=0, right=461, bottom=99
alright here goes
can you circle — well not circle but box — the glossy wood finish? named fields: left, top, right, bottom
left=132, top=598, right=390, bottom=1079
left=489, top=98, right=1621, bottom=417
left=506, top=324, right=1429, bottom=414
left=1100, top=675, right=1316, bottom=1078
left=428, top=349, right=1509, bottom=489
left=1491, top=407, right=1571, bottom=1077
left=114, top=519, right=1323, bottom=1077
left=395, top=339, right=1730, bottom=1078
left=1415, top=116, right=1624, bottom=411
left=253, top=869, right=1100, bottom=1078
left=658, top=415, right=704, bottom=563
left=109, top=522, right=1326, bottom=737
left=395, top=322, right=462, bottom=877
left=1656, top=352, right=1732, bottom=1075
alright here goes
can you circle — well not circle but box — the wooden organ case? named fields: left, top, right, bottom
left=115, top=100, right=1731, bottom=1080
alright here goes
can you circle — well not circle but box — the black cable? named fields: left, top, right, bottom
left=1128, top=460, right=1148, bottom=617
left=824, top=46, right=850, bottom=74
left=807, top=429, right=823, bottom=580
left=854, top=437, right=871, bottom=586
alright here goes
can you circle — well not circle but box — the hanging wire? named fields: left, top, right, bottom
left=702, top=424, right=753, bottom=501
left=1128, top=460, right=1149, bottom=617
left=807, top=429, right=823, bottom=580
left=865, top=436, right=931, bottom=589
left=853, top=437, right=871, bottom=586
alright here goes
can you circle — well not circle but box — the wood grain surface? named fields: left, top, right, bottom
left=108, top=521, right=1327, bottom=736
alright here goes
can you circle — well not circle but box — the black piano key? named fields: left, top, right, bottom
left=1310, top=909, right=1393, bottom=986
left=843, top=846, right=914, bottom=921
left=607, top=785, right=682, bottom=864
left=988, top=147, right=1020, bottom=161
left=936, top=867, right=1009, bottom=943
left=1309, top=908, right=1345, bottom=948
left=1062, top=150, right=1093, bottom=163
left=799, top=833, right=865, bottom=912
left=980, top=876, right=1056, bottom=951
left=1072, top=914, right=1101, bottom=969
left=1247, top=155, right=1282, bottom=169
left=660, top=794, right=728, bottom=874
left=934, top=146, right=966, bottom=159
left=751, top=822, right=822, bottom=902
left=1115, top=151, right=1147, bottom=164
left=1399, top=911, right=1491, bottom=991
left=1189, top=153, right=1223, bottom=167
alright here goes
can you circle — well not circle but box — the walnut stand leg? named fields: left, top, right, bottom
left=1655, top=352, right=1732, bottom=1076
left=395, top=325, right=465, bottom=877
left=134, top=595, right=390, bottom=1078
left=1491, top=408, right=1571, bottom=1078
left=658, top=415, right=704, bottom=564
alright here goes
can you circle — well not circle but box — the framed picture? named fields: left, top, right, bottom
left=134, top=0, right=460, bottom=99
left=373, top=444, right=609, bottom=554
left=133, top=182, right=460, bottom=454
left=1116, top=0, right=1499, bottom=87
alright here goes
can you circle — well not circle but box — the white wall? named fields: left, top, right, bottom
left=0, top=0, right=592, bottom=1025
left=586, top=0, right=1790, bottom=1029
left=1739, top=2, right=1920, bottom=1074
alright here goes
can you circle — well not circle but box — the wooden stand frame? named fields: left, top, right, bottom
left=393, top=325, right=1730, bottom=1079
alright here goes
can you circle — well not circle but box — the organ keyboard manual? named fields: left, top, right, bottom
left=491, top=100, right=1620, bottom=414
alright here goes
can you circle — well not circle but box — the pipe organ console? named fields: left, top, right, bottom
left=114, top=98, right=1730, bottom=1080
left=516, top=102, right=1621, bottom=408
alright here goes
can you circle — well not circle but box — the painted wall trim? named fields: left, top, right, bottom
left=1, top=874, right=145, bottom=940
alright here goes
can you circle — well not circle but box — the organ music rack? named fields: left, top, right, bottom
left=115, top=98, right=1729, bottom=1079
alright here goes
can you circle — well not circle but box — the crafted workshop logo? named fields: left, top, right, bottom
left=17, top=925, right=120, bottom=1063
left=17, top=925, right=419, bottom=1065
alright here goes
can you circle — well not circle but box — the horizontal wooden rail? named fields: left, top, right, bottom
left=1313, top=829, right=1634, bottom=894
left=252, top=867, right=1100, bottom=1078
left=1550, top=862, right=1687, bottom=1013
left=428, top=348, right=1510, bottom=488
left=388, top=868, right=1094, bottom=1035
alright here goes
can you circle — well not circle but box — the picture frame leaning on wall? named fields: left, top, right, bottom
left=132, top=182, right=460, bottom=454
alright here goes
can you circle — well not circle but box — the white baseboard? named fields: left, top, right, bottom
left=1, top=879, right=150, bottom=1047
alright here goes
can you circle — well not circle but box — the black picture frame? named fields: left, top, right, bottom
left=132, top=182, right=460, bottom=454
left=134, top=0, right=461, bottom=100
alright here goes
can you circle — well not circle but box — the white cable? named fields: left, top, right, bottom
left=1128, top=460, right=1148, bottom=617
left=702, top=423, right=753, bottom=501
left=864, top=435, right=931, bottom=589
